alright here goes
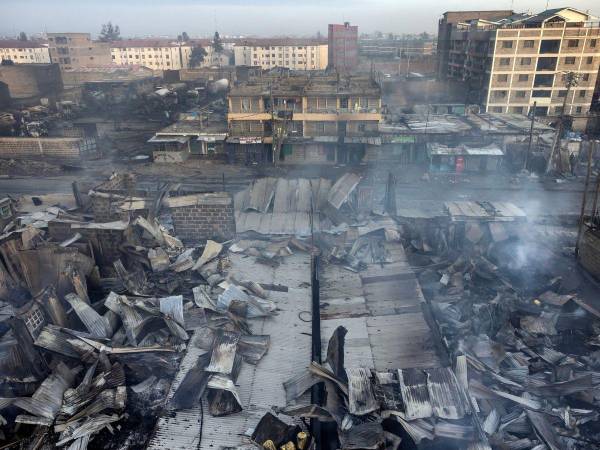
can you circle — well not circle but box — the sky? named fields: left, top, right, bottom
left=1, top=0, right=599, bottom=38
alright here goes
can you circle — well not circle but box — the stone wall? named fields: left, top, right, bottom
left=166, top=193, right=234, bottom=243
left=0, top=137, right=95, bottom=160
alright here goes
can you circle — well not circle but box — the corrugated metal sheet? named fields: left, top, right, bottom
left=327, top=173, right=362, bottom=210
left=398, top=369, right=432, bottom=419
left=64, top=293, right=110, bottom=339
left=206, top=331, right=240, bottom=375
left=346, top=367, right=378, bottom=415
left=426, top=367, right=470, bottom=420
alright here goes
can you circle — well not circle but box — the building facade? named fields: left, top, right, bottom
left=110, top=40, right=231, bottom=70
left=439, top=8, right=600, bottom=116
left=47, top=33, right=112, bottom=70
left=227, top=73, right=381, bottom=164
left=233, top=39, right=328, bottom=70
left=328, top=22, right=359, bottom=71
left=437, top=10, right=515, bottom=79
left=0, top=40, right=51, bottom=64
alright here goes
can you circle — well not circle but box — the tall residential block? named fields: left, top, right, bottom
left=438, top=7, right=600, bottom=116
left=328, top=22, right=358, bottom=71
left=233, top=39, right=328, bottom=70
left=47, top=33, right=112, bottom=70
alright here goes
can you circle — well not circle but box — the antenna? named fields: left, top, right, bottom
left=545, top=0, right=549, bottom=9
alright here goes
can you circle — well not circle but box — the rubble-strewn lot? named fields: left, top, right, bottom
left=1, top=170, right=600, bottom=450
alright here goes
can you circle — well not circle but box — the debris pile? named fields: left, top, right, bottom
left=0, top=178, right=311, bottom=448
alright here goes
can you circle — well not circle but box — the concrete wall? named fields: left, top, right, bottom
left=579, top=228, right=600, bottom=280
left=0, top=137, right=94, bottom=160
left=167, top=193, right=234, bottom=242
left=0, top=64, right=63, bottom=99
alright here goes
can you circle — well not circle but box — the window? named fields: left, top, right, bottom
left=513, top=106, right=524, bottom=114
left=558, top=90, right=567, bottom=98
left=518, top=74, right=529, bottom=82
left=532, top=90, right=551, bottom=98
left=567, top=39, right=579, bottom=48
left=565, top=57, right=575, bottom=65
left=494, top=90, right=507, bottom=98
left=586, top=56, right=593, bottom=64
left=583, top=74, right=590, bottom=81
left=520, top=57, right=531, bottom=65
left=524, top=40, right=535, bottom=48
left=24, top=305, right=45, bottom=337
left=498, top=74, right=508, bottom=82
left=591, top=39, right=597, bottom=48
left=516, top=91, right=526, bottom=98
left=492, top=107, right=503, bottom=113
left=241, top=98, right=250, bottom=112
left=554, top=106, right=563, bottom=115
left=579, top=90, right=586, bottom=98
left=576, top=106, right=582, bottom=114
left=499, top=57, right=510, bottom=66
left=502, top=41, right=513, bottom=48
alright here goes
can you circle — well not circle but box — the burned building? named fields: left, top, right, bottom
left=0, top=63, right=63, bottom=106
left=227, top=72, right=382, bottom=164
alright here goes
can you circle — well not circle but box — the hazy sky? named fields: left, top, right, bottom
left=2, top=0, right=599, bottom=37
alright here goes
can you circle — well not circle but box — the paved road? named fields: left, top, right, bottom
left=0, top=173, right=587, bottom=218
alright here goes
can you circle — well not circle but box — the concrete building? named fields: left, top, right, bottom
left=328, top=22, right=359, bottom=71
left=233, top=39, right=328, bottom=70
left=438, top=7, right=600, bottom=116
left=0, top=40, right=51, bottom=64
left=227, top=72, right=382, bottom=164
left=47, top=33, right=112, bottom=70
left=110, top=39, right=231, bottom=70
left=437, top=10, right=515, bottom=79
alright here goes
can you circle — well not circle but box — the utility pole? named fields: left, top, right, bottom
left=576, top=142, right=594, bottom=257
left=546, top=71, right=580, bottom=174
left=524, top=101, right=536, bottom=171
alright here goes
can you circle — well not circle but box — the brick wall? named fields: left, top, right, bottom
left=166, top=193, right=234, bottom=243
left=0, top=64, right=63, bottom=99
left=0, top=137, right=94, bottom=160
left=90, top=174, right=138, bottom=222
left=580, top=228, right=600, bottom=280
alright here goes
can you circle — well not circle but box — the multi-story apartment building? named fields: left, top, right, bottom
left=0, top=40, right=51, bottom=64
left=47, top=33, right=112, bottom=70
left=439, top=7, right=600, bottom=116
left=437, top=10, right=515, bottom=79
left=226, top=73, right=381, bottom=164
left=328, top=22, right=359, bottom=71
left=110, top=40, right=193, bottom=70
left=110, top=40, right=230, bottom=70
left=233, top=39, right=328, bottom=70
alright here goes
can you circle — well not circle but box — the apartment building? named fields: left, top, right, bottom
left=110, top=40, right=231, bottom=70
left=328, top=22, right=359, bottom=71
left=439, top=7, right=600, bottom=116
left=227, top=73, right=381, bottom=164
left=233, top=39, right=328, bottom=70
left=0, top=40, right=51, bottom=64
left=47, top=33, right=112, bottom=70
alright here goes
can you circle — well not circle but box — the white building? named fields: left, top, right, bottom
left=0, top=40, right=51, bottom=64
left=233, top=39, right=328, bottom=70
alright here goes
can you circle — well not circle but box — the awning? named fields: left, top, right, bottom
left=147, top=135, right=189, bottom=144
left=226, top=137, right=263, bottom=144
left=195, top=134, right=227, bottom=142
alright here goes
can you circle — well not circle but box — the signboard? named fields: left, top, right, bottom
left=389, top=135, right=416, bottom=144
left=239, top=137, right=262, bottom=144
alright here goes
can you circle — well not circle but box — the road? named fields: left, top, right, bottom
left=0, top=172, right=587, bottom=219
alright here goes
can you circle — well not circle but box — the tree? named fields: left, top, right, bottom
left=211, top=31, right=224, bottom=55
left=99, top=22, right=121, bottom=42
left=419, top=31, right=430, bottom=41
left=181, top=31, right=190, bottom=42
left=18, top=32, right=27, bottom=41
left=189, top=46, right=207, bottom=68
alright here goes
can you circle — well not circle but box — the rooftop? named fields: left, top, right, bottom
left=0, top=40, right=48, bottom=49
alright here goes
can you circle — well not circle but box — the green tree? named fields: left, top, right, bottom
left=211, top=31, right=224, bottom=55
left=189, top=46, right=207, bottom=68
left=99, top=22, right=121, bottom=42
left=181, top=31, right=190, bottom=42
left=18, top=31, right=27, bottom=41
